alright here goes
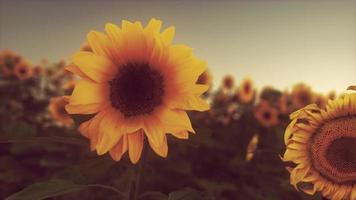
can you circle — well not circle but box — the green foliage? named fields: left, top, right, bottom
left=5, top=179, right=86, bottom=200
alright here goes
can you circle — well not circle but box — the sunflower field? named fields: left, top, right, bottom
left=0, top=18, right=355, bottom=200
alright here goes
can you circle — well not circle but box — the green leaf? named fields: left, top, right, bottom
left=6, top=179, right=86, bottom=200
left=168, top=188, right=201, bottom=200
left=0, top=136, right=87, bottom=146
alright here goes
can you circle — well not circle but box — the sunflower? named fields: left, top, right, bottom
left=254, top=100, right=279, bottom=127
left=291, top=83, right=315, bottom=109
left=65, top=19, right=209, bottom=163
left=0, top=50, right=22, bottom=76
left=222, top=75, right=234, bottom=90
left=278, top=90, right=293, bottom=115
left=237, top=77, right=255, bottom=104
left=49, top=97, right=73, bottom=127
left=282, top=91, right=356, bottom=200
left=246, top=134, right=259, bottom=161
left=13, top=61, right=33, bottom=80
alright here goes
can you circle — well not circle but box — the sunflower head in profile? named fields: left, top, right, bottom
left=282, top=90, right=356, bottom=200
left=64, top=19, right=209, bottom=163
left=254, top=100, right=280, bottom=127
left=291, top=83, right=315, bottom=109
left=222, top=75, right=234, bottom=90
left=237, top=77, right=255, bottom=104
left=49, top=97, right=74, bottom=128
left=246, top=133, right=259, bottom=162
left=13, top=61, right=33, bottom=80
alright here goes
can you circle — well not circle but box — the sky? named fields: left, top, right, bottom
left=0, top=0, right=355, bottom=93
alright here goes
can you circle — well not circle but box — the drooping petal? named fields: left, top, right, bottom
left=148, top=135, right=168, bottom=157
left=128, top=130, right=144, bottom=164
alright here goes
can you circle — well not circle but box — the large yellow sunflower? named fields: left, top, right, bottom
left=65, top=19, right=209, bottom=163
left=282, top=91, right=356, bottom=200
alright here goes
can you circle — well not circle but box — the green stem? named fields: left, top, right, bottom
left=128, top=141, right=148, bottom=200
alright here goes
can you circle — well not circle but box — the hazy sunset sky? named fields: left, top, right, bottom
left=0, top=0, right=355, bottom=92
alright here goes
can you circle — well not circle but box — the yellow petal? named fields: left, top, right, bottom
left=144, top=18, right=162, bottom=35
left=148, top=135, right=168, bottom=157
left=128, top=130, right=144, bottom=164
left=87, top=31, right=113, bottom=58
left=66, top=103, right=106, bottom=115
left=161, top=26, right=175, bottom=45
left=78, top=110, right=108, bottom=151
left=70, top=79, right=109, bottom=105
left=172, top=95, right=210, bottom=111
left=143, top=116, right=165, bottom=147
left=109, top=135, right=128, bottom=161
left=65, top=63, right=90, bottom=79
left=96, top=110, right=124, bottom=155
left=170, top=131, right=189, bottom=139
left=158, top=109, right=195, bottom=133
left=71, top=51, right=116, bottom=83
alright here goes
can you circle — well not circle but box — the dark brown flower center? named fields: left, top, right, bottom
left=243, top=82, right=251, bottom=94
left=263, top=111, right=271, bottom=120
left=19, top=67, right=27, bottom=74
left=109, top=63, right=164, bottom=117
left=310, top=117, right=356, bottom=184
left=326, top=137, right=356, bottom=173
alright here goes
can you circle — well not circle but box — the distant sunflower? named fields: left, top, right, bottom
left=65, top=19, right=209, bottom=163
left=246, top=134, right=259, bottom=161
left=0, top=50, right=22, bottom=76
left=254, top=100, right=279, bottom=127
left=13, top=61, right=33, bottom=80
left=278, top=90, right=293, bottom=115
left=32, top=65, right=43, bottom=76
left=237, top=77, right=255, bottom=104
left=291, top=83, right=315, bottom=109
left=222, top=75, right=234, bottom=90
left=282, top=91, right=356, bottom=200
left=49, top=97, right=73, bottom=127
